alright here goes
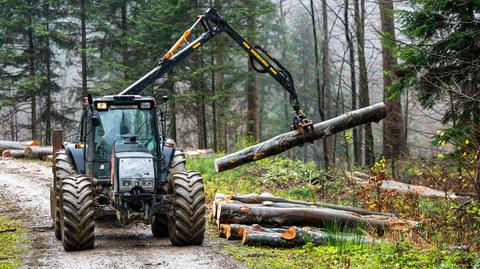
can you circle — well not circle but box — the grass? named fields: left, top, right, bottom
left=187, top=154, right=480, bottom=269
left=224, top=241, right=480, bottom=269
left=0, top=215, right=28, bottom=268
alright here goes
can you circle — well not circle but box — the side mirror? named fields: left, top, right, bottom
left=90, top=109, right=101, bottom=127
left=161, top=95, right=169, bottom=102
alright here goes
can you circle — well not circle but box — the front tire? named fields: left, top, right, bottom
left=168, top=171, right=205, bottom=246
left=60, top=175, right=95, bottom=251
left=51, top=150, right=75, bottom=240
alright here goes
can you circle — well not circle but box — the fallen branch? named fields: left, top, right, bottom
left=214, top=102, right=386, bottom=172
left=0, top=228, right=17, bottom=233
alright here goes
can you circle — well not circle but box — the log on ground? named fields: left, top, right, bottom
left=242, top=226, right=373, bottom=247
left=24, top=146, right=53, bottom=159
left=221, top=223, right=289, bottom=240
left=216, top=202, right=413, bottom=233
left=214, top=102, right=386, bottom=172
left=226, top=193, right=395, bottom=217
left=0, top=140, right=39, bottom=152
left=2, top=149, right=25, bottom=158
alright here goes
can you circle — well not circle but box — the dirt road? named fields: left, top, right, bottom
left=0, top=158, right=244, bottom=269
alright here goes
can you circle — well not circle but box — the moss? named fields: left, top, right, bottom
left=0, top=215, right=29, bottom=268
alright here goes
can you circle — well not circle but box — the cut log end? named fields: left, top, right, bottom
left=281, top=226, right=296, bottom=240
left=219, top=224, right=229, bottom=238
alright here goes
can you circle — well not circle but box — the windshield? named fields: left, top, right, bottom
left=94, top=107, right=158, bottom=161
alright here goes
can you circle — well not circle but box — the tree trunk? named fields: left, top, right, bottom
left=210, top=48, right=217, bottom=152
left=121, top=0, right=128, bottom=81
left=2, top=149, right=25, bottom=158
left=43, top=0, right=52, bottom=145
left=245, top=0, right=259, bottom=141
left=0, top=140, right=39, bottom=152
left=24, top=146, right=53, bottom=159
left=216, top=202, right=410, bottom=233
left=80, top=0, right=88, bottom=97
left=354, top=0, right=374, bottom=166
left=379, top=0, right=408, bottom=160
left=224, top=193, right=395, bottom=217
left=167, top=72, right=177, bottom=142
left=322, top=0, right=334, bottom=168
left=214, top=103, right=386, bottom=172
left=279, top=0, right=290, bottom=136
left=344, top=0, right=361, bottom=166
left=28, top=0, right=37, bottom=140
left=310, top=0, right=329, bottom=168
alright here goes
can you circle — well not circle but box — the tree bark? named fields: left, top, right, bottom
left=242, top=232, right=297, bottom=247
left=379, top=0, right=408, bottom=160
left=354, top=0, right=374, bottom=166
left=245, top=0, right=259, bottom=140
left=214, top=102, right=386, bottom=172
left=344, top=0, right=361, bottom=166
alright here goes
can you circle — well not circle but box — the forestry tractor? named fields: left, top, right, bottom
left=50, top=8, right=312, bottom=251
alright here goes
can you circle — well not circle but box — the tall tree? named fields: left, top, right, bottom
left=379, top=0, right=408, bottom=160
left=245, top=0, right=260, bottom=141
left=321, top=0, right=333, bottom=167
left=344, top=0, right=361, bottom=166
left=354, top=0, right=374, bottom=166
left=310, top=0, right=330, bottom=168
left=396, top=0, right=480, bottom=146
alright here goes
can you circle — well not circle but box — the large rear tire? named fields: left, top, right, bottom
left=152, top=149, right=187, bottom=237
left=51, top=150, right=75, bottom=240
left=60, top=175, right=95, bottom=251
left=168, top=171, right=205, bottom=246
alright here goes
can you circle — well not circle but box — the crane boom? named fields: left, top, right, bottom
left=119, top=8, right=312, bottom=131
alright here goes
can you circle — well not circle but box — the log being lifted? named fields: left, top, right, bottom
left=217, top=202, right=415, bottom=234
left=24, top=146, right=53, bottom=159
left=214, top=102, right=386, bottom=172
left=1, top=149, right=25, bottom=158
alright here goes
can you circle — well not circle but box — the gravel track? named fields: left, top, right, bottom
left=0, top=158, right=244, bottom=269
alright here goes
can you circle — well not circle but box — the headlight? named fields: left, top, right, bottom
left=141, top=179, right=153, bottom=188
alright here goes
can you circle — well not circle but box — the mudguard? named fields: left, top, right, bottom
left=159, top=138, right=176, bottom=182
left=64, top=143, right=85, bottom=174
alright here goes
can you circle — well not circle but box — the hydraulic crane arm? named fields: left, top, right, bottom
left=119, top=8, right=312, bottom=131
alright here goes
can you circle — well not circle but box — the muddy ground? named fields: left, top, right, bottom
left=0, top=158, right=245, bottom=269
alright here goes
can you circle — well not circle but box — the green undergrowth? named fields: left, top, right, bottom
left=0, top=215, right=28, bottom=268
left=225, top=240, right=480, bottom=269
left=186, top=155, right=343, bottom=202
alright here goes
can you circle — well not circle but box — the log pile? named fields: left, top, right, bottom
left=0, top=140, right=52, bottom=160
left=213, top=193, right=416, bottom=248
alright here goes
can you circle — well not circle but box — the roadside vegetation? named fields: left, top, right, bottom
left=187, top=146, right=480, bottom=268
left=0, top=206, right=28, bottom=268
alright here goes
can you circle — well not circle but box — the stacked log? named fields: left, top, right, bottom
left=0, top=140, right=52, bottom=160
left=24, top=146, right=53, bottom=159
left=213, top=193, right=416, bottom=248
left=2, top=149, right=25, bottom=158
